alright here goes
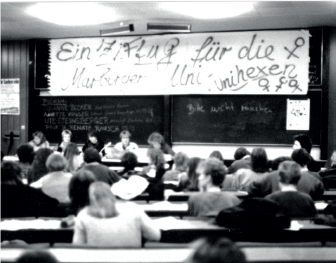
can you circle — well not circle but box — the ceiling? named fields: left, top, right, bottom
left=1, top=1, right=336, bottom=41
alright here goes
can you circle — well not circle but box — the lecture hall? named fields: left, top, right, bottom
left=1, top=2, right=336, bottom=263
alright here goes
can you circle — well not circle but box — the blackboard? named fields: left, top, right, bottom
left=171, top=90, right=321, bottom=145
left=308, top=29, right=323, bottom=86
left=36, top=96, right=164, bottom=145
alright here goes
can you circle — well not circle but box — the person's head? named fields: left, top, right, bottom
left=32, top=131, right=46, bottom=146
left=233, top=147, right=250, bottom=160
left=16, top=250, right=58, bottom=263
left=1, top=161, right=23, bottom=186
left=88, top=181, right=118, bottom=218
left=271, top=156, right=292, bottom=171
left=185, top=237, right=246, bottom=263
left=88, top=130, right=99, bottom=144
left=31, top=148, right=54, bottom=168
left=64, top=143, right=80, bottom=160
left=69, top=169, right=97, bottom=214
left=147, top=148, right=165, bottom=169
left=291, top=148, right=311, bottom=167
left=186, top=157, right=202, bottom=190
left=174, top=152, right=189, bottom=172
left=61, top=129, right=72, bottom=143
left=293, top=134, right=312, bottom=154
left=148, top=132, right=165, bottom=149
left=84, top=148, right=101, bottom=163
left=120, top=130, right=131, bottom=146
left=46, top=153, right=67, bottom=172
left=120, top=151, right=138, bottom=171
left=16, top=143, right=35, bottom=164
left=197, top=158, right=227, bottom=191
left=278, top=161, right=302, bottom=186
left=251, top=148, right=269, bottom=173
left=209, top=151, right=224, bottom=163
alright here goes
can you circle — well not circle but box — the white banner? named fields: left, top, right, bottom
left=1, top=79, right=20, bottom=115
left=48, top=30, right=310, bottom=96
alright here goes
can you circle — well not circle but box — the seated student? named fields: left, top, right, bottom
left=1, top=161, right=59, bottom=218
left=140, top=148, right=167, bottom=200
left=227, top=147, right=251, bottom=174
left=293, top=134, right=320, bottom=172
left=16, top=143, right=35, bottom=182
left=117, top=151, right=139, bottom=178
left=177, top=157, right=202, bottom=192
left=82, top=130, right=106, bottom=156
left=28, top=131, right=50, bottom=152
left=27, top=148, right=54, bottom=184
left=64, top=142, right=83, bottom=173
left=184, top=237, right=246, bottom=263
left=148, top=132, right=175, bottom=157
left=163, top=151, right=189, bottom=182
left=16, top=250, right=59, bottom=263
left=209, top=151, right=225, bottom=164
left=188, top=158, right=240, bottom=217
left=114, top=130, right=138, bottom=153
left=231, top=148, right=269, bottom=191
left=319, top=149, right=336, bottom=189
left=56, top=129, right=72, bottom=153
left=80, top=148, right=121, bottom=186
left=30, top=154, right=73, bottom=203
left=72, top=181, right=161, bottom=247
left=248, top=148, right=324, bottom=200
left=324, top=149, right=336, bottom=169
left=271, top=156, right=292, bottom=171
left=265, top=161, right=317, bottom=218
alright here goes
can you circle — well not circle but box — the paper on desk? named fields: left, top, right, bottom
left=1, top=219, right=61, bottom=231
left=314, top=202, right=329, bottom=210
left=152, top=216, right=194, bottom=230
left=149, top=201, right=188, bottom=211
left=289, top=220, right=304, bottom=231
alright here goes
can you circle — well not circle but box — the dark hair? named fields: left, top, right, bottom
left=69, top=169, right=96, bottom=215
left=16, top=144, right=35, bottom=164
left=64, top=143, right=81, bottom=173
left=88, top=130, right=99, bottom=139
left=147, top=148, right=165, bottom=170
left=32, top=131, right=47, bottom=145
left=279, top=161, right=302, bottom=185
left=185, top=237, right=246, bottom=263
left=199, top=158, right=227, bottom=186
left=16, top=250, right=58, bottom=263
left=84, top=148, right=101, bottom=163
left=120, top=151, right=138, bottom=171
left=1, top=161, right=23, bottom=186
left=251, top=148, right=269, bottom=173
left=186, top=157, right=202, bottom=190
left=294, top=134, right=312, bottom=154
left=271, top=156, right=292, bottom=171
left=209, top=151, right=224, bottom=162
left=28, top=148, right=54, bottom=184
left=234, top=147, right=250, bottom=160
left=147, top=132, right=165, bottom=148
left=291, top=148, right=311, bottom=167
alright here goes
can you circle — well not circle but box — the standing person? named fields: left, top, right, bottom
left=30, top=154, right=73, bottom=203
left=27, top=148, right=54, bottom=184
left=147, top=132, right=175, bottom=157
left=72, top=181, right=161, bottom=247
left=188, top=158, right=240, bottom=217
left=28, top=131, right=50, bottom=152
left=114, top=130, right=138, bottom=153
left=56, top=129, right=72, bottom=153
left=64, top=142, right=83, bottom=173
left=82, top=130, right=106, bottom=156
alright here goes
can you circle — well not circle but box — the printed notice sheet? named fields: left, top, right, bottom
left=1, top=79, right=20, bottom=115
left=286, top=99, right=310, bottom=130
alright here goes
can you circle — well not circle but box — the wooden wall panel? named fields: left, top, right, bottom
left=1, top=41, right=29, bottom=155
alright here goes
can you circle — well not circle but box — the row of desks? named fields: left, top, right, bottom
left=2, top=216, right=336, bottom=246
left=2, top=246, right=336, bottom=263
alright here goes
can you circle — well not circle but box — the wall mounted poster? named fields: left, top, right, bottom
left=286, top=99, right=310, bottom=130
left=1, top=79, right=20, bottom=115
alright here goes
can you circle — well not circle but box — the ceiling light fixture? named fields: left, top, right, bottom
left=147, top=23, right=191, bottom=33
left=100, top=24, right=134, bottom=36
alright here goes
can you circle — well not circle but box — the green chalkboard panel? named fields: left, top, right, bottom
left=36, top=96, right=164, bottom=145
left=172, top=90, right=321, bottom=145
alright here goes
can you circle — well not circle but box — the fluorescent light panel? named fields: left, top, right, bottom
left=100, top=24, right=134, bottom=36
left=147, top=23, right=191, bottom=32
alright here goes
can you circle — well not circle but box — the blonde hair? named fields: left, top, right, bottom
left=87, top=182, right=118, bottom=218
